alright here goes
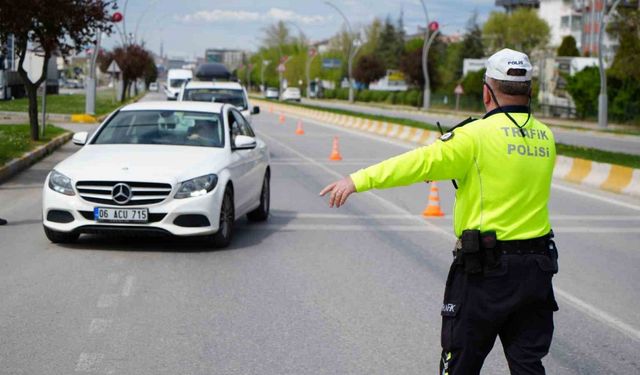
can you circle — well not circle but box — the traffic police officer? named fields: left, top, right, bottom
left=320, top=48, right=559, bottom=374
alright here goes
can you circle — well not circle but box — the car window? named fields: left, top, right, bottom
left=183, top=88, right=247, bottom=110
left=92, top=110, right=224, bottom=148
left=232, top=110, right=255, bottom=137
left=169, top=79, right=186, bottom=88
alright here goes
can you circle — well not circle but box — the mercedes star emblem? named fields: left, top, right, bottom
left=112, top=183, right=132, bottom=204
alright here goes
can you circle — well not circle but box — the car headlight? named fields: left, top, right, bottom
left=48, top=170, right=75, bottom=196
left=175, top=174, right=218, bottom=199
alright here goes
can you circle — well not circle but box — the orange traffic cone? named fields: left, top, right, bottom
left=295, top=120, right=305, bottom=135
left=329, top=136, right=343, bottom=161
left=422, top=182, right=445, bottom=217
left=279, top=113, right=285, bottom=124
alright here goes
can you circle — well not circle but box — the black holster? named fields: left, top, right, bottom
left=455, top=230, right=498, bottom=274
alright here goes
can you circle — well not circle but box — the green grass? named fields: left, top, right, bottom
left=0, top=124, right=69, bottom=165
left=555, top=143, right=640, bottom=169
left=259, top=98, right=640, bottom=169
left=0, top=91, right=144, bottom=116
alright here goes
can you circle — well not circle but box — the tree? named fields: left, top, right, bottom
left=375, top=16, right=402, bottom=69
left=0, top=0, right=114, bottom=140
left=462, top=11, right=484, bottom=59
left=143, top=59, right=158, bottom=88
left=607, top=4, right=640, bottom=81
left=101, top=44, right=153, bottom=101
left=566, top=67, right=600, bottom=118
left=353, top=54, right=386, bottom=88
left=399, top=36, right=446, bottom=92
left=557, top=36, right=580, bottom=57
left=483, top=8, right=549, bottom=55
left=262, top=21, right=291, bottom=55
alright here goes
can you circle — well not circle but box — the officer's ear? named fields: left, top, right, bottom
left=483, top=83, right=492, bottom=107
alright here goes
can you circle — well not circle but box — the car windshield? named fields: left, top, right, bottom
left=92, top=110, right=224, bottom=148
left=170, top=79, right=186, bottom=88
left=183, top=88, right=247, bottom=110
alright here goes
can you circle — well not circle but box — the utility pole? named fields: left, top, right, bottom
left=419, top=0, right=438, bottom=111
left=261, top=60, right=270, bottom=94
left=325, top=1, right=359, bottom=103
left=306, top=48, right=317, bottom=99
left=597, top=0, right=623, bottom=129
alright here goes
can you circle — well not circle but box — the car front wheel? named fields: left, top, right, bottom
left=209, top=187, right=234, bottom=248
left=43, top=226, right=79, bottom=244
left=247, top=172, right=270, bottom=222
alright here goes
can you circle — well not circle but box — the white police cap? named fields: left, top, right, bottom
left=485, top=48, right=533, bottom=82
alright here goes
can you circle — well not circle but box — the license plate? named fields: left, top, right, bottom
left=94, top=207, right=148, bottom=223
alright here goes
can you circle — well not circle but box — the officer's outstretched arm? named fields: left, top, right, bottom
left=319, top=130, right=475, bottom=208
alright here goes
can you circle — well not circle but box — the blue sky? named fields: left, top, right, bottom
left=104, top=0, right=499, bottom=59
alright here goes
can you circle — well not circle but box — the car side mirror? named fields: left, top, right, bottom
left=251, top=106, right=260, bottom=115
left=72, top=131, right=88, bottom=146
left=233, top=135, right=257, bottom=150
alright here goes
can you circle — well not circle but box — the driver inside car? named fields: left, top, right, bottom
left=188, top=119, right=220, bottom=145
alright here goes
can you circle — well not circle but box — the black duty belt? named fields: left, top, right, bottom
left=454, top=230, right=557, bottom=274
left=494, top=236, right=551, bottom=255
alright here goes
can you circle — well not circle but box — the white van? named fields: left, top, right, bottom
left=165, top=69, right=193, bottom=100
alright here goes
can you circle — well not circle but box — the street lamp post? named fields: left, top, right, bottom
left=347, top=39, right=362, bottom=102
left=325, top=1, right=358, bottom=103
left=261, top=60, right=270, bottom=94
left=419, top=0, right=438, bottom=111
left=306, top=48, right=317, bottom=99
left=597, top=0, right=623, bottom=129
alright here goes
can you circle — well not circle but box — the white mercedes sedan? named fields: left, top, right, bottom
left=42, top=101, right=270, bottom=248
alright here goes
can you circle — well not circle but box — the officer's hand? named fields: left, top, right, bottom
left=319, top=177, right=356, bottom=208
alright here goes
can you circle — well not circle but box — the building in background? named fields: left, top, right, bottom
left=538, top=0, right=583, bottom=48
left=496, top=0, right=541, bottom=12
left=204, top=49, right=245, bottom=72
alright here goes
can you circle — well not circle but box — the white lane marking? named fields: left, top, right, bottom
left=554, top=289, right=640, bottom=342
left=271, top=161, right=372, bottom=166
left=258, top=125, right=640, bottom=344
left=249, top=224, right=443, bottom=232
left=88, top=319, right=111, bottom=334
left=96, top=294, right=118, bottom=308
left=247, top=224, right=640, bottom=234
left=552, top=182, right=640, bottom=212
left=75, top=352, right=103, bottom=372
left=121, top=276, right=135, bottom=297
left=107, top=273, right=120, bottom=285
left=273, top=212, right=640, bottom=221
left=553, top=227, right=640, bottom=233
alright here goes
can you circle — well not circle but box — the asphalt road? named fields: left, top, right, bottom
left=301, top=98, right=640, bottom=156
left=0, top=93, right=639, bottom=374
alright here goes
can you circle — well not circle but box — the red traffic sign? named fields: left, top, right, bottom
left=112, top=12, right=123, bottom=23
left=308, top=48, right=317, bottom=57
left=428, top=21, right=439, bottom=32
left=454, top=83, right=464, bottom=95
left=277, top=64, right=286, bottom=73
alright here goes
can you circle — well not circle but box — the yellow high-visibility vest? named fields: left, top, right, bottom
left=350, top=107, right=556, bottom=240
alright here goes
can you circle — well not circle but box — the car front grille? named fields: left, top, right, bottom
left=76, top=181, right=173, bottom=206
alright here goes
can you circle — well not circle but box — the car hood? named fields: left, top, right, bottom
left=54, top=144, right=228, bottom=184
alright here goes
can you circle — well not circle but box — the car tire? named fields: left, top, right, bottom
left=209, top=187, right=234, bottom=248
left=43, top=226, right=79, bottom=244
left=247, top=172, right=270, bottom=222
